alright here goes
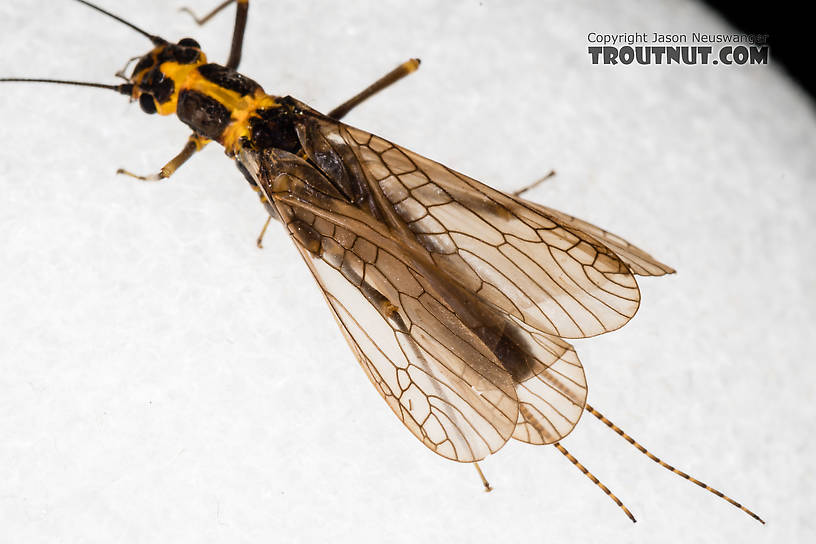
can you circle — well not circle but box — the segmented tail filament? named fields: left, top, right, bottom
left=584, top=403, right=764, bottom=524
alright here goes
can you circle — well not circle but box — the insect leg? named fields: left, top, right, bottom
left=473, top=462, right=493, bottom=492
left=179, top=0, right=248, bottom=69
left=585, top=404, right=765, bottom=523
left=117, top=133, right=209, bottom=181
left=327, top=58, right=421, bottom=120
left=553, top=441, right=637, bottom=523
left=511, top=170, right=556, bottom=197
left=179, top=0, right=236, bottom=24
left=256, top=214, right=272, bottom=248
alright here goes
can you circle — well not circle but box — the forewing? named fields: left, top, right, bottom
left=242, top=149, right=519, bottom=462
left=320, top=123, right=642, bottom=339
left=527, top=203, right=675, bottom=277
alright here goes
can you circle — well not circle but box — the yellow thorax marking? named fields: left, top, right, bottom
left=151, top=57, right=279, bottom=154
left=219, top=90, right=279, bottom=154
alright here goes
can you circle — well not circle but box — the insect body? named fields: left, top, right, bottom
left=1, top=0, right=762, bottom=524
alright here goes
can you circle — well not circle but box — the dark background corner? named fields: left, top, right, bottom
left=703, top=0, right=814, bottom=99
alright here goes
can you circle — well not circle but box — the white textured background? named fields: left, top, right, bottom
left=1, top=1, right=813, bottom=542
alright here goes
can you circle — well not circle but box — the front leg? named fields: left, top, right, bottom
left=117, top=133, right=209, bottom=181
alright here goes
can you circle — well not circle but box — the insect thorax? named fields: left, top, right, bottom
left=129, top=41, right=300, bottom=157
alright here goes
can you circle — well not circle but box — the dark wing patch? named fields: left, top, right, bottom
left=511, top=331, right=587, bottom=444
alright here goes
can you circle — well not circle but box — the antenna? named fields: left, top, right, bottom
left=1, top=2, right=165, bottom=94
left=0, top=78, right=133, bottom=95
left=73, top=0, right=165, bottom=45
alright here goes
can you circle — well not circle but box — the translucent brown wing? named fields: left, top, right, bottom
left=241, top=148, right=519, bottom=461
left=241, top=146, right=590, bottom=457
left=525, top=203, right=675, bottom=277
left=307, top=121, right=643, bottom=339
left=512, top=330, right=587, bottom=445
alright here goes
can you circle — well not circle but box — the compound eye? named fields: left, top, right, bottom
left=178, top=38, right=200, bottom=48
left=139, top=93, right=157, bottom=114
